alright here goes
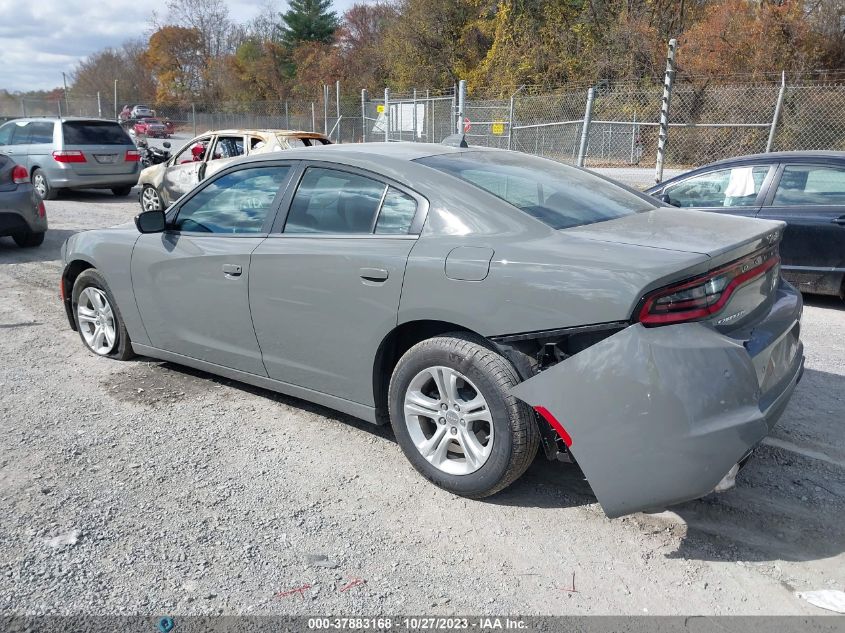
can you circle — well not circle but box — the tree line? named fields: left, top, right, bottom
left=8, top=0, right=845, bottom=106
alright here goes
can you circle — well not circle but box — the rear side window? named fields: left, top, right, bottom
left=27, top=122, right=54, bottom=144
left=285, top=167, right=386, bottom=234
left=417, top=151, right=655, bottom=230
left=376, top=188, right=417, bottom=234
left=773, top=165, right=845, bottom=206
left=62, top=121, right=131, bottom=145
left=663, top=166, right=770, bottom=208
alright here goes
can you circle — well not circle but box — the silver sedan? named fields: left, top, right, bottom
left=60, top=143, right=804, bottom=518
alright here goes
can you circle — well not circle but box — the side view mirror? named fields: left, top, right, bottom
left=658, top=193, right=681, bottom=208
left=163, top=141, right=171, bottom=149
left=135, top=210, right=166, bottom=233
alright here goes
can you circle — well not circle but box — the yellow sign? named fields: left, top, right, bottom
left=376, top=104, right=385, bottom=114
left=492, top=121, right=505, bottom=135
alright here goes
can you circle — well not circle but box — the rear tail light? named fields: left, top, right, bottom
left=52, top=150, right=86, bottom=164
left=637, top=247, right=780, bottom=326
left=125, top=150, right=141, bottom=162
left=11, top=165, right=28, bottom=184
left=37, top=200, right=46, bottom=218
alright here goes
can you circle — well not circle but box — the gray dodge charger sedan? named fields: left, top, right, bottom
left=60, top=143, right=804, bottom=518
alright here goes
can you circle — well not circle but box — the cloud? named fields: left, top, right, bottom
left=0, top=0, right=364, bottom=93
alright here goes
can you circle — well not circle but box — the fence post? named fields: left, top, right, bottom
left=20, top=100, right=26, bottom=117
left=655, top=38, right=677, bottom=184
left=766, top=71, right=787, bottom=153
left=335, top=80, right=341, bottom=142
left=285, top=101, right=289, bottom=128
left=426, top=89, right=430, bottom=142
left=97, top=92, right=102, bottom=118
left=576, top=87, right=596, bottom=167
left=456, top=80, right=466, bottom=134
left=113, top=80, right=118, bottom=119
left=451, top=84, right=457, bottom=135
left=361, top=89, right=368, bottom=143
left=323, top=85, right=329, bottom=135
left=507, top=85, right=525, bottom=151
left=413, top=89, right=418, bottom=141
left=384, top=88, right=390, bottom=142
left=311, top=102, right=316, bottom=132
left=57, top=100, right=62, bottom=118
left=191, top=103, right=196, bottom=137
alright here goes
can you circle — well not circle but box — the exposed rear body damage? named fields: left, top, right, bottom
left=511, top=277, right=803, bottom=518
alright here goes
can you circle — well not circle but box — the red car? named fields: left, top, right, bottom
left=133, top=118, right=173, bottom=138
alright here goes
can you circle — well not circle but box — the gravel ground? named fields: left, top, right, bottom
left=0, top=190, right=843, bottom=616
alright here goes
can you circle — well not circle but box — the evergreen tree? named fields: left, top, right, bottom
left=279, top=0, right=339, bottom=48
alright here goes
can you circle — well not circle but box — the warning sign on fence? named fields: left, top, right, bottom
left=491, top=121, right=505, bottom=135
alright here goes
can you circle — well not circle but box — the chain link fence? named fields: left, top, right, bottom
left=4, top=77, right=845, bottom=178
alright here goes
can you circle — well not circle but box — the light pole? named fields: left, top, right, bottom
left=62, top=72, right=69, bottom=115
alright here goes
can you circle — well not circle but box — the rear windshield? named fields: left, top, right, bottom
left=62, top=121, right=131, bottom=146
left=416, top=151, right=656, bottom=229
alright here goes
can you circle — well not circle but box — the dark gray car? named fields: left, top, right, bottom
left=0, top=153, right=46, bottom=247
left=0, top=118, right=140, bottom=200
left=60, top=144, right=804, bottom=518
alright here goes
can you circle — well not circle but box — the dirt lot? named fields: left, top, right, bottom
left=0, top=190, right=843, bottom=616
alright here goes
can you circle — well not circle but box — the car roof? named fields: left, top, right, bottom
left=203, top=129, right=330, bottom=138
left=3, top=117, right=123, bottom=124
left=238, top=141, right=485, bottom=164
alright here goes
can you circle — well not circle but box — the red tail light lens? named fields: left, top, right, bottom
left=638, top=248, right=780, bottom=326
left=125, top=150, right=141, bottom=162
left=11, top=165, right=28, bottom=184
left=52, top=150, right=86, bottom=163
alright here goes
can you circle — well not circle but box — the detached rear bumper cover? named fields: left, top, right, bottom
left=511, top=284, right=803, bottom=518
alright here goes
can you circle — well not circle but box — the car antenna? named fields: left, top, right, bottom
left=441, top=133, right=468, bottom=148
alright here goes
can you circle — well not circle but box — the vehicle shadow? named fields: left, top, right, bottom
left=51, top=188, right=139, bottom=204
left=0, top=229, right=77, bottom=264
left=802, top=293, right=844, bottom=311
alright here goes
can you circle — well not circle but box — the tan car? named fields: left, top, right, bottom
left=138, top=129, right=331, bottom=211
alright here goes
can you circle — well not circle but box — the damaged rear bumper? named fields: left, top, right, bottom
left=510, top=282, right=803, bottom=518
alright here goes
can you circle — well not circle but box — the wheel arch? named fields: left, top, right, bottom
left=372, top=319, right=479, bottom=424
left=61, top=258, right=96, bottom=330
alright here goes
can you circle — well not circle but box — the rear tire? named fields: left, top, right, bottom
left=71, top=269, right=135, bottom=361
left=13, top=231, right=45, bottom=248
left=32, top=168, right=57, bottom=200
left=111, top=186, right=133, bottom=197
left=388, top=333, right=539, bottom=498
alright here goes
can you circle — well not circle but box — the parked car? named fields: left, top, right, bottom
left=137, top=129, right=331, bottom=211
left=647, top=151, right=845, bottom=298
left=61, top=143, right=804, bottom=518
left=130, top=105, right=154, bottom=119
left=0, top=152, right=47, bottom=247
left=0, top=118, right=140, bottom=200
left=133, top=118, right=170, bottom=138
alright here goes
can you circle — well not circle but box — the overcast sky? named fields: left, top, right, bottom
left=0, top=0, right=362, bottom=92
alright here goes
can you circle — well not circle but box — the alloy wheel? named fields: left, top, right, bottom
left=141, top=187, right=162, bottom=211
left=77, top=287, right=117, bottom=356
left=403, top=366, right=494, bottom=476
left=32, top=173, right=47, bottom=198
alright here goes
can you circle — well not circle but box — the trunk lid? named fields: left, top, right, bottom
left=565, top=208, right=786, bottom=330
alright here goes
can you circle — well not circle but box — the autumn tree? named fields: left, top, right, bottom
left=144, top=26, right=206, bottom=104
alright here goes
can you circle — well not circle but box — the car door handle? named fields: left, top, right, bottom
left=359, top=267, right=389, bottom=282
left=831, top=216, right=845, bottom=226
left=222, top=264, right=242, bottom=277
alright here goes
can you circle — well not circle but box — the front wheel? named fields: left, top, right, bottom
left=388, top=333, right=539, bottom=498
left=140, top=185, right=163, bottom=211
left=71, top=269, right=135, bottom=360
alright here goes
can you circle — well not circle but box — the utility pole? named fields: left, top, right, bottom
left=655, top=38, right=677, bottom=184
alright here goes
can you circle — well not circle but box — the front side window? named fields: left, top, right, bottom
left=175, top=137, right=211, bottom=164
left=416, top=151, right=655, bottom=230
left=211, top=136, right=245, bottom=161
left=0, top=123, right=14, bottom=145
left=772, top=165, right=845, bottom=206
left=663, top=166, right=770, bottom=208
left=9, top=122, right=31, bottom=145
left=173, top=166, right=290, bottom=234
left=285, top=167, right=386, bottom=234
